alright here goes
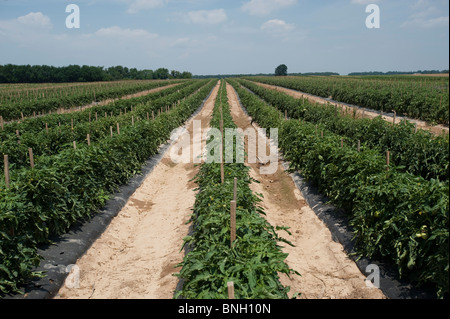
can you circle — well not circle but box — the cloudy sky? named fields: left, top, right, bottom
left=0, top=0, right=448, bottom=75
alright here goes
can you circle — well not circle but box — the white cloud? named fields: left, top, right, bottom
left=261, top=19, right=294, bottom=33
left=94, top=26, right=158, bottom=39
left=127, top=0, right=168, bottom=14
left=17, top=12, right=52, bottom=29
left=401, top=0, right=449, bottom=28
left=0, top=12, right=53, bottom=47
left=184, top=9, right=227, bottom=25
left=351, top=0, right=381, bottom=4
left=402, top=15, right=449, bottom=28
left=241, top=0, right=297, bottom=16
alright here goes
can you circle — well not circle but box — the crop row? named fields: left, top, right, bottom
left=174, top=80, right=299, bottom=299
left=0, top=79, right=185, bottom=122
left=237, top=78, right=449, bottom=182
left=0, top=80, right=216, bottom=295
left=246, top=76, right=449, bottom=125
left=0, top=80, right=205, bottom=173
left=228, top=78, right=449, bottom=298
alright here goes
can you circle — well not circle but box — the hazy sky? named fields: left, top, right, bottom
left=0, top=0, right=448, bottom=75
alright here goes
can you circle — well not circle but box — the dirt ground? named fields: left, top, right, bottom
left=252, top=81, right=449, bottom=136
left=226, top=82, right=386, bottom=299
left=55, top=80, right=386, bottom=299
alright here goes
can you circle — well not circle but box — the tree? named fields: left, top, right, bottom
left=181, top=71, right=192, bottom=79
left=154, top=68, right=170, bottom=79
left=275, top=64, right=288, bottom=76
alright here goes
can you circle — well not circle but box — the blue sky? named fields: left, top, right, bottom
left=0, top=0, right=448, bottom=75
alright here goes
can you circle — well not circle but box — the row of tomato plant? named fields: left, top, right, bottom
left=0, top=80, right=204, bottom=173
left=247, top=76, right=449, bottom=125
left=174, top=80, right=299, bottom=299
left=0, top=79, right=186, bottom=122
left=0, top=80, right=216, bottom=295
left=237, top=78, right=449, bottom=182
left=228, top=78, right=449, bottom=299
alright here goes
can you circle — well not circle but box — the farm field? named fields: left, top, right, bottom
left=245, top=75, right=449, bottom=128
left=1, top=76, right=449, bottom=300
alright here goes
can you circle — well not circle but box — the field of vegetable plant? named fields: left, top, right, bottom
left=228, top=78, right=449, bottom=298
left=247, top=75, right=449, bottom=125
left=174, top=80, right=299, bottom=299
left=0, top=74, right=448, bottom=300
left=0, top=79, right=185, bottom=122
left=0, top=79, right=216, bottom=294
left=237, top=78, right=449, bottom=182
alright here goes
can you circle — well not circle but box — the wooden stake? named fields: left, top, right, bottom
left=45, top=123, right=48, bottom=133
left=87, top=134, right=91, bottom=146
left=132, top=116, right=134, bottom=126
left=117, top=123, right=120, bottom=135
left=233, top=177, right=237, bottom=202
left=220, top=119, right=224, bottom=184
left=386, top=151, right=390, bottom=171
left=73, top=141, right=77, bottom=150
left=29, top=148, right=35, bottom=168
left=4, top=155, right=10, bottom=188
left=227, top=282, right=235, bottom=299
left=230, top=200, right=237, bottom=247
left=152, top=111, right=155, bottom=120
left=357, top=140, right=361, bottom=152
left=16, top=130, right=20, bottom=144
left=110, top=126, right=113, bottom=138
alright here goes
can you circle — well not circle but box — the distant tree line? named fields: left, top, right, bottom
left=193, top=71, right=340, bottom=79
left=348, top=70, right=449, bottom=76
left=289, top=72, right=340, bottom=76
left=0, top=64, right=192, bottom=83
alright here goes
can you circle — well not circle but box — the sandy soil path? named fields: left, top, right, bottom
left=54, top=81, right=220, bottom=299
left=251, top=81, right=449, bottom=136
left=226, top=82, right=386, bottom=299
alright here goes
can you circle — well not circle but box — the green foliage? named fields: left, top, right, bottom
left=0, top=79, right=184, bottom=121
left=228, top=78, right=449, bottom=298
left=0, top=80, right=204, bottom=171
left=248, top=75, right=449, bottom=125
left=0, top=80, right=216, bottom=295
left=174, top=80, right=299, bottom=299
left=275, top=64, right=288, bottom=77
left=0, top=64, right=192, bottom=83
left=237, top=78, right=449, bottom=181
